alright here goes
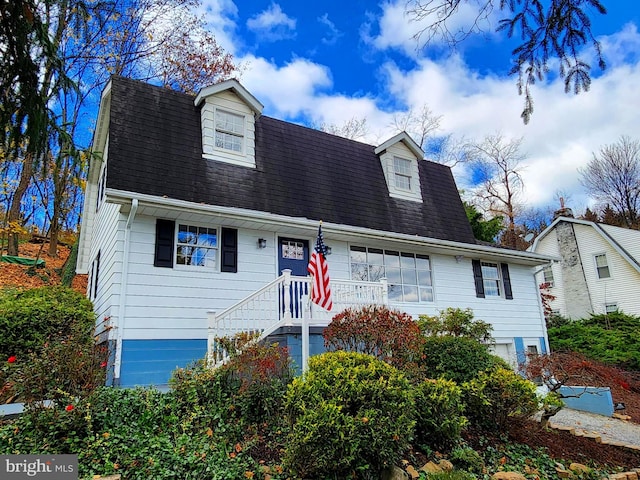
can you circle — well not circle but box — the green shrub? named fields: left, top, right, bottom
left=462, top=367, right=539, bottom=432
left=0, top=286, right=95, bottom=358
left=449, top=446, right=485, bottom=475
left=422, top=336, right=497, bottom=384
left=284, top=351, right=415, bottom=479
left=549, top=321, right=640, bottom=370
left=170, top=338, right=293, bottom=430
left=324, top=305, right=426, bottom=379
left=414, top=378, right=466, bottom=451
left=6, top=322, right=108, bottom=403
left=61, top=240, right=79, bottom=287
left=419, top=308, right=493, bottom=343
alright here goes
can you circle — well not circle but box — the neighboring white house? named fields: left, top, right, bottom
left=530, top=211, right=640, bottom=320
left=77, top=76, right=554, bottom=387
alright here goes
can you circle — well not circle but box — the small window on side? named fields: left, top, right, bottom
left=595, top=254, right=610, bottom=279
left=542, top=265, right=554, bottom=287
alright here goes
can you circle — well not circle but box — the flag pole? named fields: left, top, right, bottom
left=303, top=221, right=321, bottom=373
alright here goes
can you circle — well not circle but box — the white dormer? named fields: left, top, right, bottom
left=375, top=132, right=424, bottom=202
left=194, top=79, right=264, bottom=168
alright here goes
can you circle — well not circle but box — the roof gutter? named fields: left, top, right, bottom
left=106, top=189, right=556, bottom=266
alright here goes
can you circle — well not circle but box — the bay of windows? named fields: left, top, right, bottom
left=350, top=246, right=433, bottom=302
left=177, top=224, right=218, bottom=267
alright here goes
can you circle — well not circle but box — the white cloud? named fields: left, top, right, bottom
left=246, top=3, right=296, bottom=42
left=363, top=0, right=500, bottom=58
left=239, top=55, right=332, bottom=117
left=231, top=8, right=640, bottom=213
left=318, top=13, right=343, bottom=46
left=199, top=0, right=240, bottom=54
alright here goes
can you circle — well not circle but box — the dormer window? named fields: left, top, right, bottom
left=195, top=79, right=264, bottom=169
left=215, top=109, right=244, bottom=153
left=375, top=132, right=424, bottom=203
left=394, top=157, right=413, bottom=190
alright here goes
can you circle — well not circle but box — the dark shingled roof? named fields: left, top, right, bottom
left=106, top=76, right=476, bottom=244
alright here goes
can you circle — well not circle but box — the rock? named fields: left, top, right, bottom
left=405, top=465, right=420, bottom=479
left=420, top=461, right=443, bottom=474
left=380, top=466, right=409, bottom=480
left=491, top=472, right=527, bottom=480
left=569, top=463, right=590, bottom=474
left=555, top=466, right=573, bottom=478
left=438, top=459, right=454, bottom=471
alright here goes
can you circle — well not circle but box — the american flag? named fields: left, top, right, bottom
left=308, top=223, right=333, bottom=311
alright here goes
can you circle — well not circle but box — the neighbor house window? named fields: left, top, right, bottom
left=350, top=246, right=433, bottom=302
left=542, top=265, right=554, bottom=287
left=605, top=303, right=618, bottom=313
left=595, top=254, right=610, bottom=279
left=393, top=157, right=412, bottom=191
left=481, top=262, right=501, bottom=296
left=176, top=224, right=218, bottom=267
left=215, top=109, right=244, bottom=153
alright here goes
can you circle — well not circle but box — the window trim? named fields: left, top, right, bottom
left=594, top=253, right=611, bottom=279
left=349, top=245, right=434, bottom=303
left=214, top=108, right=245, bottom=155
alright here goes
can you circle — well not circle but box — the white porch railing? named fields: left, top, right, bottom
left=207, top=270, right=388, bottom=364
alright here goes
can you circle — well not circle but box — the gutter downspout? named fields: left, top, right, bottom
left=113, top=198, right=138, bottom=385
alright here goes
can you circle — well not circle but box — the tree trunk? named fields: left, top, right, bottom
left=6, top=154, right=34, bottom=256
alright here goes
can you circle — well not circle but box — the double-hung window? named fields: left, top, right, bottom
left=472, top=259, right=513, bottom=299
left=215, top=109, right=244, bottom=153
left=542, top=265, right=554, bottom=287
left=594, top=253, right=611, bottom=279
left=176, top=224, right=218, bottom=267
left=481, top=262, right=501, bottom=296
left=393, top=157, right=412, bottom=191
left=350, top=246, right=433, bottom=302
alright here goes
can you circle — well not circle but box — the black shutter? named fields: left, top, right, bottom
left=154, top=219, right=175, bottom=268
left=501, top=263, right=513, bottom=300
left=472, top=259, right=485, bottom=298
left=221, top=228, right=238, bottom=273
left=93, top=250, right=101, bottom=299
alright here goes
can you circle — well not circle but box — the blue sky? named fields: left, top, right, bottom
left=198, top=1, right=640, bottom=215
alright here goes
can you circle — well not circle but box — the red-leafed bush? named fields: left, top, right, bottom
left=323, top=305, right=426, bottom=379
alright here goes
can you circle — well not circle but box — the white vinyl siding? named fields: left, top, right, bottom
left=533, top=220, right=640, bottom=319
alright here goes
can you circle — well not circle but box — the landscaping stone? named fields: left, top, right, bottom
left=420, top=461, right=443, bottom=474
left=491, top=472, right=527, bottom=480
left=381, top=465, right=409, bottom=480
left=569, top=462, right=590, bottom=474
left=405, top=464, right=420, bottom=479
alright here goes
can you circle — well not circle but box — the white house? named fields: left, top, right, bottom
left=531, top=210, right=640, bottom=320
left=77, top=76, right=554, bottom=387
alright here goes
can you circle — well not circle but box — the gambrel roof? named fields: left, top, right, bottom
left=105, top=76, right=477, bottom=244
